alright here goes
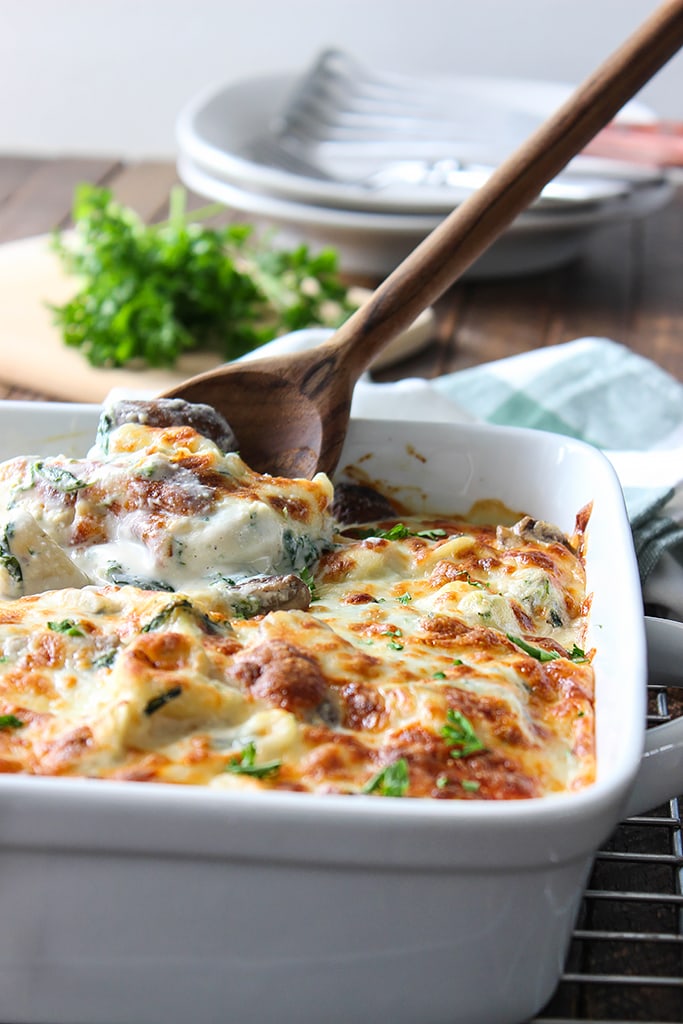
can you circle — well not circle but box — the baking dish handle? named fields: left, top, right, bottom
left=622, top=615, right=683, bottom=818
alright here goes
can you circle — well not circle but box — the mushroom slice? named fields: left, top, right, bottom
left=497, top=516, right=575, bottom=551
left=97, top=398, right=238, bottom=452
left=331, top=482, right=399, bottom=526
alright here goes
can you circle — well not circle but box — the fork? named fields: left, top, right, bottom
left=260, top=48, right=666, bottom=201
left=274, top=49, right=541, bottom=156
left=244, top=135, right=641, bottom=209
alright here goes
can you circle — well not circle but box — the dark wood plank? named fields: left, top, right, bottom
left=0, top=155, right=46, bottom=206
left=102, top=160, right=235, bottom=225
left=376, top=188, right=683, bottom=384
left=103, top=161, right=184, bottom=222
left=0, top=156, right=121, bottom=243
left=628, top=189, right=683, bottom=379
left=537, top=190, right=683, bottom=380
left=0, top=381, right=51, bottom=401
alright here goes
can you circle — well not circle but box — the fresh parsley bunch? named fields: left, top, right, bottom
left=50, top=184, right=358, bottom=368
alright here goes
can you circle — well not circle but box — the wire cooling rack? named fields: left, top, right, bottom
left=532, top=661, right=683, bottom=1023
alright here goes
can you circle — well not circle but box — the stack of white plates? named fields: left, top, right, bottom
left=176, top=61, right=673, bottom=279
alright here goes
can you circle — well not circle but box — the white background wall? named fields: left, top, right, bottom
left=2, top=0, right=682, bottom=159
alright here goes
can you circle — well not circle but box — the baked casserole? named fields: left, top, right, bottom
left=0, top=400, right=594, bottom=797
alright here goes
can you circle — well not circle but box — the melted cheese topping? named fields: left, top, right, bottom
left=0, top=422, right=595, bottom=799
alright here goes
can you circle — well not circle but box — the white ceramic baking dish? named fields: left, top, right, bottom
left=0, top=401, right=682, bottom=1024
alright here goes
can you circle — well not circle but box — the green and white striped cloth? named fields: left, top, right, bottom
left=432, top=338, right=683, bottom=578
left=351, top=336, right=683, bottom=616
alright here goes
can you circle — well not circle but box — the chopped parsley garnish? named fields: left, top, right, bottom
left=397, top=593, right=412, bottom=604
left=433, top=670, right=447, bottom=679
left=506, top=634, right=559, bottom=662
left=362, top=758, right=409, bottom=797
left=92, top=648, right=118, bottom=669
left=441, top=709, right=485, bottom=759
left=299, top=566, right=318, bottom=601
left=383, top=627, right=404, bottom=651
left=361, top=523, right=411, bottom=540
left=454, top=570, right=488, bottom=589
left=461, top=779, right=481, bottom=792
left=47, top=619, right=84, bottom=637
left=211, top=573, right=237, bottom=588
left=227, top=741, right=282, bottom=778
left=507, top=634, right=588, bottom=663
left=0, top=714, right=24, bottom=730
left=35, top=462, right=88, bottom=493
left=144, top=685, right=183, bottom=716
left=360, top=523, right=448, bottom=541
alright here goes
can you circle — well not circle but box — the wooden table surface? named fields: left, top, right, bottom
left=0, top=154, right=682, bottom=1023
left=1, top=154, right=683, bottom=394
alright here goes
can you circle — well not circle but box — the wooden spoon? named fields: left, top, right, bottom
left=163, top=0, right=683, bottom=478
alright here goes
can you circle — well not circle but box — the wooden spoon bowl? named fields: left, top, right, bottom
left=165, top=350, right=337, bottom=478
left=163, top=0, right=683, bottom=478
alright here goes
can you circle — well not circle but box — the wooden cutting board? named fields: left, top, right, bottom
left=0, top=234, right=434, bottom=403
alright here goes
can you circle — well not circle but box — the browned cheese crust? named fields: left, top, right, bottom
left=0, top=433, right=595, bottom=799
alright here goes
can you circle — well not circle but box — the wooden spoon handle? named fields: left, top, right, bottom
left=325, top=0, right=683, bottom=377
